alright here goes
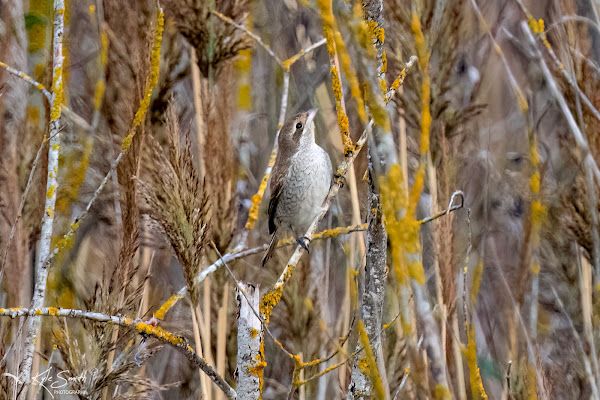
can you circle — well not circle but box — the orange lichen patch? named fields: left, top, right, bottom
left=99, top=30, right=109, bottom=68
left=250, top=328, right=259, bottom=338
left=317, top=0, right=362, bottom=155
left=261, top=263, right=298, bottom=323
left=133, top=9, right=163, bottom=128
left=367, top=20, right=385, bottom=44
left=48, top=307, right=59, bottom=316
left=123, top=7, right=164, bottom=152
left=35, top=309, right=42, bottom=316
left=155, top=291, right=185, bottom=320
left=121, top=134, right=133, bottom=151
left=411, top=13, right=429, bottom=69
left=300, top=355, right=324, bottom=368
left=259, top=287, right=282, bottom=324
left=50, top=66, right=64, bottom=121
left=135, top=322, right=185, bottom=346
left=363, top=81, right=390, bottom=132
left=349, top=267, right=359, bottom=310
left=46, top=185, right=56, bottom=198
left=310, top=224, right=366, bottom=240
left=247, top=341, right=266, bottom=396
left=379, top=78, right=387, bottom=94
left=358, top=358, right=368, bottom=371
left=93, top=80, right=106, bottom=111
left=357, top=321, right=385, bottom=399
left=531, top=198, right=546, bottom=225
left=330, top=66, right=355, bottom=156
left=528, top=17, right=549, bottom=47
left=283, top=48, right=308, bottom=70
left=245, top=149, right=275, bottom=230
left=380, top=164, right=426, bottom=286
left=463, top=324, right=488, bottom=400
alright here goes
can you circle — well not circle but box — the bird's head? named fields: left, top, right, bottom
left=278, top=108, right=318, bottom=153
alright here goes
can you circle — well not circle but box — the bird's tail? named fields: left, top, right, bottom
left=261, top=233, right=278, bottom=267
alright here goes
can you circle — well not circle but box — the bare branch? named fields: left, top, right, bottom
left=0, top=307, right=237, bottom=399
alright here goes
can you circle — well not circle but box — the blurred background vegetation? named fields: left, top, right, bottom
left=1, top=0, right=600, bottom=399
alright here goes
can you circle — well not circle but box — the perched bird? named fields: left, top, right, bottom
left=261, top=108, right=333, bottom=267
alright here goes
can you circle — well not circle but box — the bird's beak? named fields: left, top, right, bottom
left=306, top=108, right=318, bottom=125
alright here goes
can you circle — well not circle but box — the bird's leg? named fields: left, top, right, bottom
left=296, top=236, right=311, bottom=252
left=333, top=171, right=346, bottom=188
left=290, top=224, right=311, bottom=253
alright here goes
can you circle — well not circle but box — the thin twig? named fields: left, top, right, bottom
left=211, top=10, right=283, bottom=67
left=0, top=60, right=52, bottom=101
left=417, top=190, right=464, bottom=225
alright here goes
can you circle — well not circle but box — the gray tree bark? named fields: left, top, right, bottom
left=237, top=283, right=263, bottom=400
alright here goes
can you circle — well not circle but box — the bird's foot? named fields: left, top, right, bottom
left=296, top=236, right=311, bottom=252
left=334, top=172, right=346, bottom=188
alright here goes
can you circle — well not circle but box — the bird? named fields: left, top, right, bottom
left=261, top=108, right=333, bottom=267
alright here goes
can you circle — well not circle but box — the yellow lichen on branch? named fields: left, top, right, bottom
left=260, top=262, right=296, bottom=324
left=463, top=324, right=488, bottom=400
left=245, top=150, right=276, bottom=230
left=411, top=13, right=431, bottom=156
left=122, top=7, right=164, bottom=151
left=380, top=164, right=426, bottom=287
left=470, top=259, right=484, bottom=305
left=136, top=322, right=185, bottom=347
left=316, top=0, right=358, bottom=156
left=357, top=321, right=385, bottom=399
left=259, top=285, right=283, bottom=325
left=247, top=341, right=266, bottom=395
left=155, top=291, right=186, bottom=319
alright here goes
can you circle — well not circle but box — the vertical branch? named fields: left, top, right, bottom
left=18, top=0, right=65, bottom=396
left=347, top=169, right=388, bottom=400
left=237, top=284, right=264, bottom=400
left=347, top=1, right=390, bottom=398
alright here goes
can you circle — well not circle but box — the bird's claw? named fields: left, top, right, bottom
left=296, top=236, right=311, bottom=252
left=334, top=172, right=346, bottom=188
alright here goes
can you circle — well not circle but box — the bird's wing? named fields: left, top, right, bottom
left=268, top=163, right=285, bottom=235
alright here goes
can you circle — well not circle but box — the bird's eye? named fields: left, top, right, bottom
left=296, top=122, right=303, bottom=129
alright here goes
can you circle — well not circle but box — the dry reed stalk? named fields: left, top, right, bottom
left=216, top=281, right=230, bottom=400
left=198, top=290, right=215, bottom=400
left=452, top=314, right=467, bottom=400
left=427, top=155, right=446, bottom=357
left=191, top=47, right=206, bottom=180
left=191, top=303, right=210, bottom=399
